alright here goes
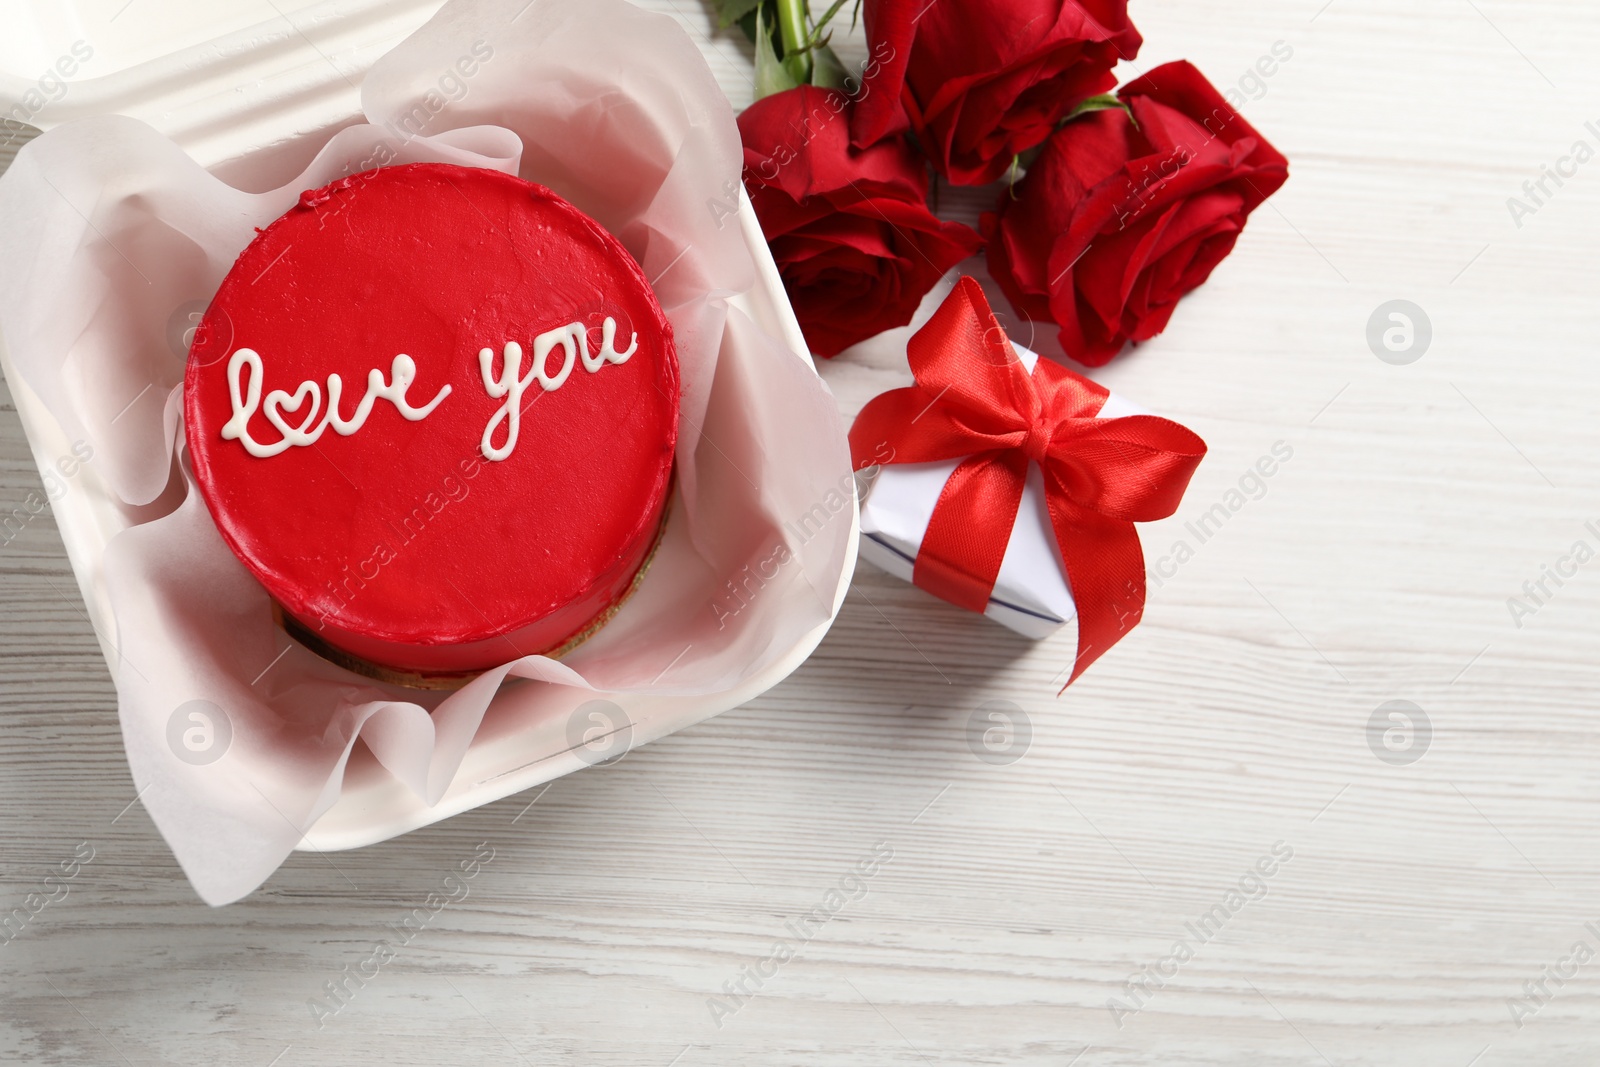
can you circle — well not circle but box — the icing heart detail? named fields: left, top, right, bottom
left=264, top=381, right=322, bottom=440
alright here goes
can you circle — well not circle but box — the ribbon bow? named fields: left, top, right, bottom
left=849, top=277, right=1207, bottom=685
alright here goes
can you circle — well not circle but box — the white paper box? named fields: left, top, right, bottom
left=0, top=0, right=858, bottom=900
left=857, top=343, right=1146, bottom=641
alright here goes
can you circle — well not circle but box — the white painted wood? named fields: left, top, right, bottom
left=4, top=1, right=1600, bottom=1064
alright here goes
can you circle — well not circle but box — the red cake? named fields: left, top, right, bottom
left=184, top=163, right=679, bottom=679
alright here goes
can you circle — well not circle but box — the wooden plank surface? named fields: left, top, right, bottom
left=5, top=0, right=1600, bottom=1064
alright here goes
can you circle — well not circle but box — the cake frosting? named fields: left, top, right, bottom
left=184, top=162, right=679, bottom=677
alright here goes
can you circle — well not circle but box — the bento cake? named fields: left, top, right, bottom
left=184, top=163, right=678, bottom=678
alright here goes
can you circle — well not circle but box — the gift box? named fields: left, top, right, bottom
left=850, top=277, right=1206, bottom=684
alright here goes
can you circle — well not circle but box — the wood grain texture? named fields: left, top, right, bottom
left=4, top=0, right=1600, bottom=1064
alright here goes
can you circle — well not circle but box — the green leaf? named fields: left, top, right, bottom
left=718, top=0, right=763, bottom=28
left=754, top=4, right=802, bottom=98
left=1064, top=93, right=1131, bottom=123
left=811, top=42, right=849, bottom=90
left=736, top=8, right=758, bottom=42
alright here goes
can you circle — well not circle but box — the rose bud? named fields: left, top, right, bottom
left=851, top=0, right=1143, bottom=186
left=739, top=85, right=982, bottom=358
left=984, top=61, right=1290, bottom=366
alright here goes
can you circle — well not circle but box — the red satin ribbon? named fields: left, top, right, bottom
left=849, top=277, right=1207, bottom=686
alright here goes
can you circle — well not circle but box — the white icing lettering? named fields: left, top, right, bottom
left=478, top=317, right=637, bottom=462
left=221, top=348, right=451, bottom=458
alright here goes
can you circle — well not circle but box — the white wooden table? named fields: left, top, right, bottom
left=4, top=1, right=1600, bottom=1063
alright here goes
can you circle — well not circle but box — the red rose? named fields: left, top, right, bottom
left=984, top=61, right=1289, bottom=365
left=851, top=0, right=1142, bottom=186
left=739, top=85, right=982, bottom=357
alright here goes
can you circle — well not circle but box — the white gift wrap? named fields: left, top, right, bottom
left=857, top=343, right=1148, bottom=640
